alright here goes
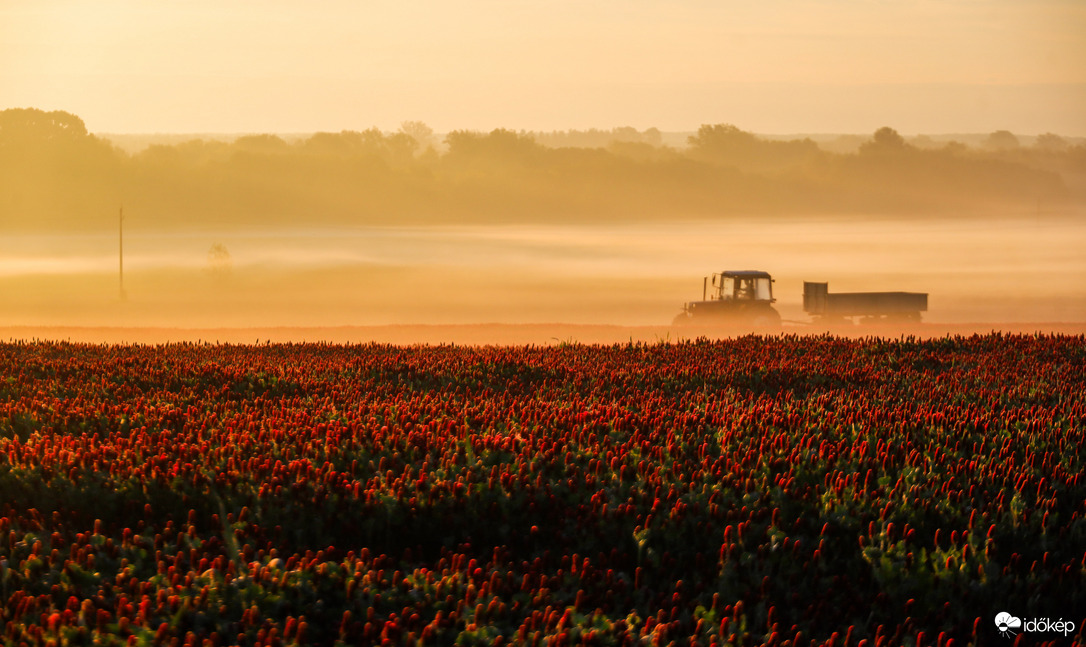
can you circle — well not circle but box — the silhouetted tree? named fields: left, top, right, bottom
left=984, top=130, right=1020, bottom=150
left=400, top=121, right=437, bottom=152
left=859, top=127, right=908, bottom=154
left=687, top=124, right=758, bottom=158
left=302, top=131, right=358, bottom=156
left=688, top=123, right=820, bottom=171
left=1034, top=133, right=1068, bottom=152
left=0, top=108, right=89, bottom=143
left=0, top=108, right=122, bottom=231
left=383, top=132, right=420, bottom=168
left=942, top=141, right=968, bottom=155
left=444, top=129, right=543, bottom=165
left=0, top=108, right=116, bottom=163
left=533, top=127, right=665, bottom=149
left=233, top=134, right=289, bottom=154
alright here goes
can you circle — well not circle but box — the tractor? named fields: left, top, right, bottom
left=672, top=270, right=781, bottom=327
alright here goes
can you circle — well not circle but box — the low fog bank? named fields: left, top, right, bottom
left=2, top=109, right=1084, bottom=334
left=0, top=215, right=1083, bottom=330
left=4, top=323, right=1085, bottom=347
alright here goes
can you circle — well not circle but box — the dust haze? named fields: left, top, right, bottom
left=2, top=109, right=1085, bottom=343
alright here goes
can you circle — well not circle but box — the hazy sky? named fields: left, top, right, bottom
left=3, top=0, right=1085, bottom=135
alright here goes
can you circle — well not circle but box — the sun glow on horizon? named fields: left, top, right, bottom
left=3, top=0, right=1084, bottom=134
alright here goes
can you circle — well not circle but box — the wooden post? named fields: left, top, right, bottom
left=119, top=206, right=125, bottom=300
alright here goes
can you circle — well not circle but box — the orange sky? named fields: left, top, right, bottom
left=3, top=1, right=1085, bottom=134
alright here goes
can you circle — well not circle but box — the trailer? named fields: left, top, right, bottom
left=803, top=281, right=927, bottom=322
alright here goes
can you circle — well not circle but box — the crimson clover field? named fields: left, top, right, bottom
left=0, top=335, right=1083, bottom=646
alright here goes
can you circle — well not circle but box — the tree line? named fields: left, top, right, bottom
left=1, top=108, right=1081, bottom=233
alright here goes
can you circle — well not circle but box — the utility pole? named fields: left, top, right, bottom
left=119, top=206, right=125, bottom=300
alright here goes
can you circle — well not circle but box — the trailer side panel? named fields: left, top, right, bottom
left=824, top=291, right=928, bottom=316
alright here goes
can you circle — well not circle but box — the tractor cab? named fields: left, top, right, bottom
left=708, top=271, right=775, bottom=303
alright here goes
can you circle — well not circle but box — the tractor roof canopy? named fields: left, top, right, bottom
left=720, top=270, right=773, bottom=279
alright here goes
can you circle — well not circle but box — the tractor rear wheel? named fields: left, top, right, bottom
left=751, top=309, right=782, bottom=328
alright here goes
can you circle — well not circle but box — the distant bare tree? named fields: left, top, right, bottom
left=206, top=243, right=232, bottom=283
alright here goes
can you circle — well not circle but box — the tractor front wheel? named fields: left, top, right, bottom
left=672, top=312, right=693, bottom=326
left=751, top=309, right=782, bottom=328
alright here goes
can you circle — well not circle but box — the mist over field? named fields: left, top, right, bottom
left=0, top=108, right=1085, bottom=336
